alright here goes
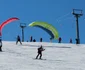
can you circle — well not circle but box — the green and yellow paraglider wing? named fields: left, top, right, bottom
left=29, top=21, right=59, bottom=39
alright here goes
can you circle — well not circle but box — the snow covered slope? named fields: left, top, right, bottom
left=0, top=41, right=85, bottom=70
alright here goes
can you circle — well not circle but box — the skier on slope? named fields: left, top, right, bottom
left=16, top=35, right=22, bottom=45
left=36, top=45, right=45, bottom=59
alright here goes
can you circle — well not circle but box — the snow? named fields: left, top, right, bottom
left=0, top=41, right=85, bottom=70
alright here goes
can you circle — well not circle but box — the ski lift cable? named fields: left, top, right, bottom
left=56, top=12, right=71, bottom=21
left=56, top=15, right=73, bottom=23
left=56, top=14, right=73, bottom=24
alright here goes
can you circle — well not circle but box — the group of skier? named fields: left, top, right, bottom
left=16, top=35, right=73, bottom=44
left=0, top=35, right=74, bottom=59
left=58, top=37, right=72, bottom=43
left=16, top=35, right=74, bottom=59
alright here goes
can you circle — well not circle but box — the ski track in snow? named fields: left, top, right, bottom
left=0, top=41, right=85, bottom=70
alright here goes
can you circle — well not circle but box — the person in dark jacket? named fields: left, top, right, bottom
left=16, top=35, right=22, bottom=45
left=40, top=38, right=42, bottom=42
left=70, top=38, right=72, bottom=43
left=58, top=37, right=62, bottom=43
left=0, top=39, right=2, bottom=51
left=36, top=45, right=45, bottom=59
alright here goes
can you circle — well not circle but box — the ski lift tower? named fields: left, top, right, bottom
left=72, top=9, right=83, bottom=44
left=20, top=23, right=26, bottom=42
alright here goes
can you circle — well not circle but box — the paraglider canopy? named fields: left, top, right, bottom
left=0, top=17, right=19, bottom=31
left=0, top=17, right=19, bottom=36
left=29, top=21, right=59, bottom=39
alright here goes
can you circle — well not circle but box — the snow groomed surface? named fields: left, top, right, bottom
left=0, top=41, right=85, bottom=70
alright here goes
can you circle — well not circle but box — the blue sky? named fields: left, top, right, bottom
left=0, top=0, right=85, bottom=43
